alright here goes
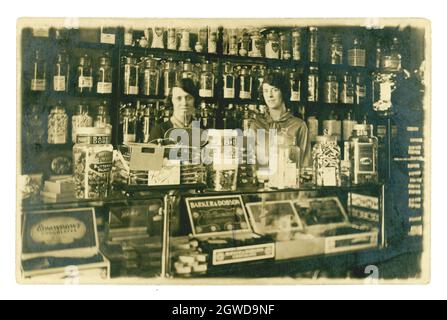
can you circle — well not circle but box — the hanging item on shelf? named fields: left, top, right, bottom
left=265, top=30, right=280, bottom=59
left=329, top=34, right=343, bottom=65
left=223, top=62, right=236, bottom=99
left=53, top=50, right=69, bottom=92
left=340, top=73, right=355, bottom=104
left=151, top=27, right=165, bottom=49
left=238, top=66, right=253, bottom=100
left=289, top=69, right=302, bottom=102
left=312, top=131, right=341, bottom=187
left=31, top=50, right=46, bottom=92
left=323, top=72, right=339, bottom=104
left=199, top=61, right=215, bottom=98
left=162, top=58, right=178, bottom=97
left=142, top=55, right=160, bottom=96
left=348, top=37, right=366, bottom=67
left=249, top=29, right=263, bottom=58
left=307, top=66, right=319, bottom=102
left=96, top=53, right=113, bottom=94
left=348, top=124, right=378, bottom=185
left=48, top=101, right=68, bottom=145
left=76, top=54, right=93, bottom=93
left=179, top=29, right=192, bottom=52
left=309, top=27, right=319, bottom=63
left=123, top=54, right=139, bottom=95
left=72, top=102, right=93, bottom=143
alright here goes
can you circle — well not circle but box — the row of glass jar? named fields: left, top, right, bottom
left=46, top=101, right=112, bottom=145
left=30, top=50, right=113, bottom=94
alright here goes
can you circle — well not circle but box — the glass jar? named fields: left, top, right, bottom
left=179, top=29, right=191, bottom=52
left=142, top=56, right=160, bottom=96
left=309, top=27, right=319, bottom=63
left=253, top=66, right=267, bottom=101
left=348, top=37, right=366, bottom=67
left=239, top=30, right=250, bottom=57
left=349, top=124, right=378, bottom=185
left=382, top=37, right=402, bottom=72
left=48, top=102, right=68, bottom=145
left=167, top=28, right=177, bottom=50
left=265, top=31, right=280, bottom=59
left=223, top=62, right=236, bottom=99
left=72, top=103, right=93, bottom=143
left=329, top=35, right=343, bottom=65
left=208, top=28, right=218, bottom=54
left=340, top=73, right=355, bottom=104
left=31, top=50, right=46, bottom=91
left=342, top=111, right=357, bottom=142
left=289, top=69, right=301, bottom=102
left=123, top=55, right=139, bottom=95
left=94, top=101, right=111, bottom=129
left=73, top=134, right=113, bottom=199
left=323, top=111, right=341, bottom=142
left=76, top=54, right=93, bottom=93
left=307, top=116, right=319, bottom=143
left=53, top=50, right=70, bottom=92
left=180, top=59, right=197, bottom=84
left=355, top=74, right=366, bottom=105
left=228, top=29, right=239, bottom=55
left=121, top=105, right=137, bottom=143
left=291, top=28, right=302, bottom=61
left=124, top=27, right=133, bottom=46
left=280, top=32, right=291, bottom=60
left=151, top=27, right=165, bottom=49
left=199, top=61, right=215, bottom=98
left=307, top=66, right=319, bottom=102
left=312, top=133, right=341, bottom=187
left=323, top=72, right=339, bottom=104
left=249, top=29, right=263, bottom=58
left=372, top=72, right=396, bottom=113
left=96, top=53, right=113, bottom=94
left=24, top=104, right=45, bottom=145
left=142, top=106, right=151, bottom=143
left=162, top=58, right=177, bottom=97
left=238, top=66, right=253, bottom=99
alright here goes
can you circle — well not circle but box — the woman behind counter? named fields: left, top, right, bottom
left=250, top=72, right=312, bottom=168
left=149, top=78, right=200, bottom=143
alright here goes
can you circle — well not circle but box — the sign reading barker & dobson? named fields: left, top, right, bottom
left=185, top=195, right=252, bottom=238
left=22, top=208, right=98, bottom=260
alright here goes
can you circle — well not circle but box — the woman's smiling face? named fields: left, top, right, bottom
left=262, top=83, right=284, bottom=110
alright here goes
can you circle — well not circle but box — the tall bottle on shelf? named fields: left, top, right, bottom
left=308, top=27, right=319, bottom=63
left=94, top=101, right=111, bottom=129
left=307, top=66, right=319, bottom=102
left=76, top=54, right=93, bottom=93
left=199, top=61, right=215, bottom=98
left=340, top=73, right=355, bottom=104
left=323, top=72, right=339, bottom=104
left=96, top=53, right=113, bottom=94
left=290, top=69, right=302, bottom=102
left=53, top=50, right=70, bottom=92
left=238, top=66, right=253, bottom=100
left=180, top=59, right=197, bottom=84
left=162, top=58, right=178, bottom=97
left=223, top=62, right=236, bottom=99
left=31, top=50, right=46, bottom=92
left=141, top=55, right=160, bottom=96
left=123, top=54, right=139, bottom=95
left=121, top=104, right=137, bottom=143
left=329, top=34, right=343, bottom=65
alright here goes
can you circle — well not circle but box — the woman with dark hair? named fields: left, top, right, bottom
left=149, top=78, right=200, bottom=142
left=251, top=72, right=311, bottom=167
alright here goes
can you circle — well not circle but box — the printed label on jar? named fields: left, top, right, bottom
left=53, top=76, right=66, bottom=91
left=380, top=83, right=392, bottom=102
left=31, top=79, right=46, bottom=91
left=97, top=82, right=112, bottom=94
left=128, top=86, right=138, bottom=95
left=348, top=49, right=366, bottom=67
left=78, top=76, right=93, bottom=88
left=239, top=91, right=251, bottom=99
left=308, top=76, right=318, bottom=102
left=224, top=88, right=235, bottom=99
left=356, top=143, right=375, bottom=173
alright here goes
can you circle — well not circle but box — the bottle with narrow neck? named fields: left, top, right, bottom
left=76, top=54, right=93, bottom=93
left=31, top=50, right=46, bottom=91
left=96, top=53, right=112, bottom=94
left=309, top=27, right=319, bottom=63
left=53, top=50, right=69, bottom=92
left=223, top=62, right=236, bottom=99
left=142, top=55, right=160, bottom=96
left=162, top=58, right=177, bottom=97
left=180, top=59, right=197, bottom=83
left=94, top=101, right=111, bottom=128
left=199, top=61, right=215, bottom=98
left=123, top=55, right=139, bottom=95
left=238, top=66, right=253, bottom=100
left=290, top=69, right=302, bottom=102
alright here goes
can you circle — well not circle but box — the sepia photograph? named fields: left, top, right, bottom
left=16, top=17, right=430, bottom=285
